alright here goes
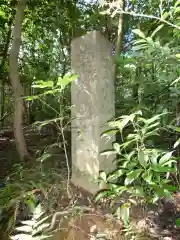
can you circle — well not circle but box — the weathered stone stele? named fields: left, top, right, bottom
left=71, top=31, right=115, bottom=194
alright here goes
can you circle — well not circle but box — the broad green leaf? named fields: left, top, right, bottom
left=174, top=138, right=180, bottom=148
left=101, top=129, right=118, bottom=138
left=127, top=162, right=137, bottom=169
left=132, top=29, right=146, bottom=38
left=32, top=80, right=54, bottom=89
left=144, top=131, right=159, bottom=139
left=151, top=24, right=164, bottom=38
left=133, top=39, right=147, bottom=45
left=108, top=118, right=129, bottom=131
left=162, top=11, right=169, bottom=19
left=146, top=37, right=154, bottom=45
left=132, top=44, right=148, bottom=51
left=107, top=183, right=119, bottom=190
left=162, top=184, right=177, bottom=192
left=15, top=225, right=32, bottom=233
left=162, top=160, right=176, bottom=166
left=159, top=152, right=173, bottom=165
left=21, top=220, right=34, bottom=226
left=134, top=187, right=145, bottom=197
left=117, top=186, right=128, bottom=194
left=107, top=169, right=125, bottom=181
left=138, top=151, right=148, bottom=168
left=56, top=74, right=77, bottom=87
left=94, top=190, right=109, bottom=202
left=32, top=223, right=50, bottom=235
left=142, top=114, right=163, bottom=125
left=24, top=95, right=39, bottom=101
left=142, top=170, right=152, bottom=184
left=119, top=139, right=136, bottom=149
left=151, top=165, right=176, bottom=173
left=125, top=169, right=143, bottom=185
left=126, top=133, right=138, bottom=140
left=145, top=122, right=160, bottom=131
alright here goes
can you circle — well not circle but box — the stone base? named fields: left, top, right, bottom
left=70, top=173, right=100, bottom=195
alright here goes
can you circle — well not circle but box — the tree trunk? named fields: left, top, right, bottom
left=9, top=0, right=29, bottom=161
left=0, top=18, right=13, bottom=128
left=113, top=0, right=125, bottom=82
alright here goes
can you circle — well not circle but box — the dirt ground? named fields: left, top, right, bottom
left=0, top=129, right=180, bottom=240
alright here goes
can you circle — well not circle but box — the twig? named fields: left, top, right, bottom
left=46, top=206, right=94, bottom=231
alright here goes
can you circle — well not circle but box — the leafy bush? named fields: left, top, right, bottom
left=95, top=111, right=178, bottom=225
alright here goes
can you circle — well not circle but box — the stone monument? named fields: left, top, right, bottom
left=71, top=31, right=115, bottom=194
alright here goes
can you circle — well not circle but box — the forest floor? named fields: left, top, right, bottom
left=0, top=128, right=180, bottom=240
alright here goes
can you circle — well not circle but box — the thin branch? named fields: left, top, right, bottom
left=104, top=1, right=180, bottom=31
left=120, top=10, right=180, bottom=30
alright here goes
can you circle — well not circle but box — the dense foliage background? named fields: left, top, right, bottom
left=0, top=0, right=180, bottom=239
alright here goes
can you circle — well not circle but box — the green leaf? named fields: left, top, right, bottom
left=0, top=10, right=6, bottom=19
left=164, top=189, right=173, bottom=200
left=125, top=169, right=143, bottom=185
left=108, top=118, right=129, bottom=131
left=174, top=6, right=180, bottom=13
left=142, top=114, right=163, bottom=125
left=144, top=131, right=159, bottom=139
left=94, top=190, right=109, bottom=202
left=119, top=203, right=130, bottom=226
left=37, top=153, right=51, bottom=163
left=175, top=54, right=180, bottom=58
left=146, top=37, right=154, bottom=46
left=174, top=0, right=180, bottom=8
left=162, top=184, right=177, bottom=192
left=100, top=150, right=116, bottom=156
left=133, top=39, right=147, bottom=45
left=151, top=165, right=176, bottom=173
left=107, top=169, right=125, bottom=181
left=162, top=11, right=169, bottom=20
left=142, top=170, right=152, bottom=184
left=15, top=225, right=32, bottom=233
left=56, top=74, right=77, bottom=87
left=174, top=138, right=180, bottom=148
left=132, top=44, right=148, bottom=51
left=134, top=187, right=145, bottom=197
left=101, top=129, right=118, bottom=138
left=167, top=125, right=180, bottom=133
left=175, top=218, right=180, bottom=226
left=32, top=80, right=54, bottom=89
left=24, top=95, right=39, bottom=101
left=159, top=152, right=173, bottom=165
left=99, top=171, right=107, bottom=182
left=150, top=24, right=164, bottom=38
left=113, top=143, right=121, bottom=154
left=138, top=151, right=148, bottom=168
left=132, top=29, right=146, bottom=38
